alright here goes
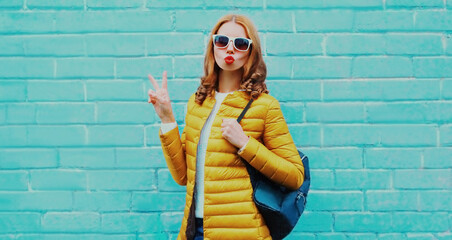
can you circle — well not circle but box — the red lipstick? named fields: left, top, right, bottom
left=224, top=56, right=235, bottom=64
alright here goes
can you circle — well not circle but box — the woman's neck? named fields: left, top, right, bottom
left=217, top=68, right=242, bottom=93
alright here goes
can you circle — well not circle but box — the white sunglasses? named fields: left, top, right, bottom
left=212, top=34, right=253, bottom=51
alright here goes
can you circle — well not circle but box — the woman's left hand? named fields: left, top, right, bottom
left=221, top=118, right=249, bottom=149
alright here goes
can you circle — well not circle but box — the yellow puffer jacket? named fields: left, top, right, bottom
left=159, top=90, right=305, bottom=240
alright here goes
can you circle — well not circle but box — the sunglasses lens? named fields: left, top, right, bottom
left=214, top=35, right=229, bottom=48
left=234, top=38, right=250, bottom=51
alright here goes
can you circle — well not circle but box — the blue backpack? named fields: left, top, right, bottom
left=238, top=99, right=311, bottom=240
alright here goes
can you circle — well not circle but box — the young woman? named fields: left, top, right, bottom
left=147, top=14, right=305, bottom=240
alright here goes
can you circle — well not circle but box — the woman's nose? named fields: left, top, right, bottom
left=226, top=40, right=234, bottom=53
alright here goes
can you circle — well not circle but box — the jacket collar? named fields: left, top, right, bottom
left=204, top=89, right=251, bottom=109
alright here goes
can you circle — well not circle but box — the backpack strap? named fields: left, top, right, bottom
left=237, top=98, right=254, bottom=123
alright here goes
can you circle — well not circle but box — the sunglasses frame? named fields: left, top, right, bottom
left=212, top=34, right=253, bottom=52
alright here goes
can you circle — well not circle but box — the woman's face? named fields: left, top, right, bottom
left=213, top=22, right=251, bottom=72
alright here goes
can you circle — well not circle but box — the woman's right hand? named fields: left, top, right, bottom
left=147, top=71, right=176, bottom=123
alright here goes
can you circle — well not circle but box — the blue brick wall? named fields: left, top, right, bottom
left=0, top=0, right=451, bottom=239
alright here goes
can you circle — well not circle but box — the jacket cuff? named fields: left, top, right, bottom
left=237, top=136, right=259, bottom=162
left=160, top=122, right=177, bottom=134
left=237, top=136, right=250, bottom=154
left=159, top=124, right=180, bottom=144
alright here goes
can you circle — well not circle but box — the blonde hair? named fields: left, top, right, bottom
left=194, top=14, right=268, bottom=105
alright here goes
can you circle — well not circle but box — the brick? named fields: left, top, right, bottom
left=326, top=34, right=385, bottom=55
left=116, top=147, right=167, bottom=168
left=423, top=148, right=452, bottom=168
left=266, top=80, right=321, bottom=101
left=415, top=11, right=452, bottom=31
left=24, top=36, right=84, bottom=56
left=87, top=125, right=144, bottom=146
left=146, top=33, right=204, bottom=55
left=288, top=125, right=322, bottom=147
left=28, top=125, right=86, bottom=147
left=292, top=212, right=333, bottom=232
left=306, top=102, right=365, bottom=123
left=204, top=0, right=263, bottom=8
left=74, top=192, right=130, bottom=212
left=59, top=148, right=115, bottom=168
left=293, top=57, right=352, bottom=79
left=316, top=233, right=347, bottom=240
left=30, top=170, right=87, bottom=190
left=0, top=192, right=72, bottom=211
left=335, top=170, right=391, bottom=190
left=101, top=213, right=160, bottom=233
left=158, top=169, right=187, bottom=192
left=147, top=0, right=204, bottom=8
left=353, top=56, right=412, bottom=78
left=0, top=12, right=54, bottom=34
left=444, top=79, right=452, bottom=99
left=0, top=0, right=23, bottom=9
left=335, top=213, right=392, bottom=232
left=132, top=192, right=186, bottom=211
left=15, top=234, right=136, bottom=240
left=295, top=10, right=354, bottom=32
left=419, top=191, right=452, bottom=211
left=307, top=148, right=363, bottom=169
left=265, top=56, right=292, bottom=79
left=0, top=59, right=53, bottom=79
left=54, top=11, right=172, bottom=33
left=354, top=11, right=414, bottom=31
left=440, top=125, right=452, bottom=146
left=0, top=36, right=25, bottom=56
left=414, top=57, right=452, bottom=77
left=324, top=79, right=440, bottom=101
left=267, top=33, right=322, bottom=55
left=116, top=57, right=172, bottom=79
left=174, top=56, right=204, bottom=78
left=36, top=103, right=95, bottom=124
left=0, top=149, right=58, bottom=169
left=87, top=170, right=156, bottom=191
left=86, top=35, right=145, bottom=57
left=365, top=148, right=422, bottom=169
left=392, top=212, right=449, bottom=232
left=0, top=171, right=28, bottom=190
left=0, top=126, right=27, bottom=147
left=160, top=212, right=184, bottom=232
left=6, top=104, right=36, bottom=124
left=0, top=104, right=4, bottom=123
left=27, top=0, right=84, bottom=9
left=280, top=102, right=304, bottom=123
left=394, top=169, right=451, bottom=189
left=267, top=0, right=382, bottom=8
left=323, top=125, right=437, bottom=147
left=97, top=102, right=155, bottom=124
left=175, top=10, right=231, bottom=32
left=385, top=34, right=443, bottom=55
left=86, top=80, right=143, bottom=101
left=56, top=58, right=114, bottom=78
left=307, top=191, right=363, bottom=211
left=41, top=212, right=100, bottom=232
left=366, top=190, right=418, bottom=211
left=366, top=102, right=442, bottom=123
left=0, top=213, right=40, bottom=233
left=86, top=0, right=142, bottom=9
left=28, top=81, right=84, bottom=101
left=310, top=170, right=334, bottom=189
left=0, top=81, right=26, bottom=101
left=387, top=0, right=444, bottom=8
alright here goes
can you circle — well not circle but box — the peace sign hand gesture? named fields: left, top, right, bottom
left=147, top=70, right=176, bottom=123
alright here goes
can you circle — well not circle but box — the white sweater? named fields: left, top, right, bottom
left=160, top=90, right=249, bottom=218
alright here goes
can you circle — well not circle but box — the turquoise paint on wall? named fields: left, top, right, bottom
left=0, top=1, right=451, bottom=239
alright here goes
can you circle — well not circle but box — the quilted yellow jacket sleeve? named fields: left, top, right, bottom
left=238, top=98, right=305, bottom=190
left=158, top=122, right=187, bottom=186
